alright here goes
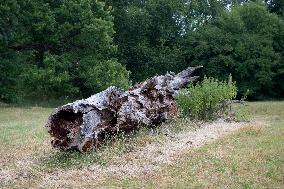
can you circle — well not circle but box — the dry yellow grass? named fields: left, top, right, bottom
left=0, top=102, right=283, bottom=188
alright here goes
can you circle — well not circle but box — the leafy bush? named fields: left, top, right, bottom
left=22, top=54, right=131, bottom=100
left=22, top=54, right=79, bottom=100
left=0, top=48, right=26, bottom=103
left=81, top=58, right=131, bottom=95
left=176, top=75, right=237, bottom=120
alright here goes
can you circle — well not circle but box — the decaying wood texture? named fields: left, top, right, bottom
left=45, top=66, right=202, bottom=152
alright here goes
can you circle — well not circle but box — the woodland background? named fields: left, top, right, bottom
left=1, top=0, right=284, bottom=103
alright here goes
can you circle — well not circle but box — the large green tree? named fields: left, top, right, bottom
left=105, top=0, right=186, bottom=82
left=182, top=2, right=284, bottom=99
left=106, top=0, right=249, bottom=82
left=0, top=0, right=130, bottom=102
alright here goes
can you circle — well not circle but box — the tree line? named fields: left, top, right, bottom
left=0, top=0, right=283, bottom=103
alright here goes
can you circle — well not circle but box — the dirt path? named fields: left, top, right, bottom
left=38, top=119, right=249, bottom=188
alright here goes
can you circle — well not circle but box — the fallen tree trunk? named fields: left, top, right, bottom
left=45, top=66, right=202, bottom=152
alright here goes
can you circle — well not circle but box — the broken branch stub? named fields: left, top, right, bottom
left=45, top=66, right=202, bottom=152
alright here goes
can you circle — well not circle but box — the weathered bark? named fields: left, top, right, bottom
left=45, top=66, right=202, bottom=152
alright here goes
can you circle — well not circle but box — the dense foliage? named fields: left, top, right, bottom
left=0, top=0, right=283, bottom=102
left=176, top=76, right=237, bottom=120
left=105, top=0, right=249, bottom=81
left=0, top=0, right=129, bottom=102
left=106, top=0, right=284, bottom=99
left=182, top=3, right=284, bottom=99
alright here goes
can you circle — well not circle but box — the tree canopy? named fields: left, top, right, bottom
left=182, top=2, right=284, bottom=99
left=0, top=0, right=129, bottom=102
left=0, top=0, right=283, bottom=102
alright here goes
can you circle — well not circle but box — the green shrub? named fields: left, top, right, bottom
left=21, top=54, right=131, bottom=100
left=22, top=54, right=79, bottom=99
left=176, top=75, right=237, bottom=120
left=82, top=58, right=131, bottom=94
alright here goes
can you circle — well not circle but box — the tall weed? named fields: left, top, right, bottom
left=176, top=75, right=237, bottom=120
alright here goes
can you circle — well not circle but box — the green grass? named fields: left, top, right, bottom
left=0, top=102, right=283, bottom=188
left=0, top=106, right=52, bottom=146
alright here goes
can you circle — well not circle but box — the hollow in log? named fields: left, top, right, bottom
left=45, top=66, right=202, bottom=152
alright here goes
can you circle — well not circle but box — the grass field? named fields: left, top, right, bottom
left=0, top=102, right=283, bottom=188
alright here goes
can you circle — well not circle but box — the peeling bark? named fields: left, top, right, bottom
left=45, top=66, right=202, bottom=152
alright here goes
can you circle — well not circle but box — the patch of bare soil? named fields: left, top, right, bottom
left=37, top=119, right=249, bottom=188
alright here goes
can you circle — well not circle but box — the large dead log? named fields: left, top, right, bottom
left=45, top=66, right=202, bottom=152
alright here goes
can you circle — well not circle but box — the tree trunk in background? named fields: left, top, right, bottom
left=45, top=66, right=202, bottom=152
